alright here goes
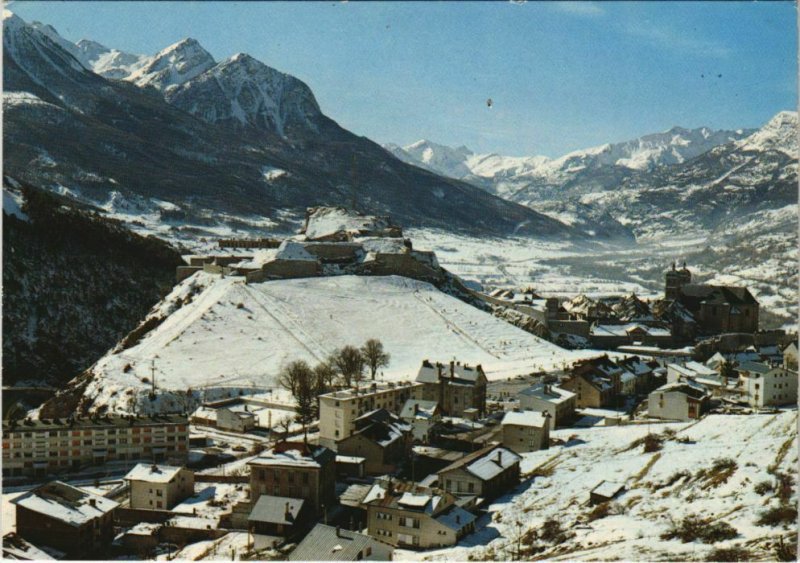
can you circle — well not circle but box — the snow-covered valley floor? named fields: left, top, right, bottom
left=399, top=410, right=798, bottom=562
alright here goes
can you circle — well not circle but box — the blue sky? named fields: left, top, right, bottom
left=9, top=1, right=797, bottom=157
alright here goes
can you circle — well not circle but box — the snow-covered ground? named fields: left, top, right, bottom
left=156, top=531, right=251, bottom=561
left=82, top=273, right=601, bottom=414
left=399, top=410, right=798, bottom=562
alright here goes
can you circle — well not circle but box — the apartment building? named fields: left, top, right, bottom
left=336, top=410, right=412, bottom=475
left=2, top=414, right=189, bottom=479
left=247, top=441, right=336, bottom=516
left=363, top=480, right=476, bottom=549
left=738, top=361, right=798, bottom=408
left=125, top=463, right=195, bottom=510
left=318, top=382, right=422, bottom=449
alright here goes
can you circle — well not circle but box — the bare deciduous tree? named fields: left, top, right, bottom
left=361, top=339, right=390, bottom=380
left=331, top=346, right=365, bottom=387
left=278, top=360, right=313, bottom=396
left=313, top=361, right=338, bottom=391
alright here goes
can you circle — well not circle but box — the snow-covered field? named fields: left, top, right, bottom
left=83, top=273, right=600, bottom=414
left=400, top=410, right=798, bottom=562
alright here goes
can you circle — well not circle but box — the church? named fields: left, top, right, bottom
left=664, top=263, right=759, bottom=335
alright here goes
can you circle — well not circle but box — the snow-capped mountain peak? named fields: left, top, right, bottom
left=736, top=110, right=798, bottom=156
left=76, top=38, right=152, bottom=80
left=398, top=139, right=475, bottom=178
left=127, top=37, right=215, bottom=92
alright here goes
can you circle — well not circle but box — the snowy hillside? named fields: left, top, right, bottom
left=76, top=274, right=595, bottom=415
left=402, top=410, right=798, bottom=562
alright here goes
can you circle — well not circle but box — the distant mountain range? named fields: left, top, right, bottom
left=387, top=111, right=797, bottom=239
left=3, top=10, right=574, bottom=238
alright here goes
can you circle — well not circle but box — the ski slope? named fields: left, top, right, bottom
left=83, top=273, right=594, bottom=414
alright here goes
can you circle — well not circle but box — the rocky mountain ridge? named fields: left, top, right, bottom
left=3, top=10, right=572, bottom=238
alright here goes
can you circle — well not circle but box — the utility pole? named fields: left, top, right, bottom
left=150, top=359, right=156, bottom=399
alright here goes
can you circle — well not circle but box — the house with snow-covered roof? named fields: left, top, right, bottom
left=247, top=441, right=336, bottom=516
left=437, top=444, right=521, bottom=501
left=416, top=360, right=487, bottom=417
left=125, top=463, right=194, bottom=510
left=362, top=479, right=475, bottom=549
left=518, top=383, right=576, bottom=429
left=288, top=523, right=394, bottom=561
left=589, top=322, right=673, bottom=349
left=247, top=495, right=312, bottom=540
left=667, top=361, right=719, bottom=383
left=501, top=410, right=550, bottom=453
left=648, top=381, right=710, bottom=422
left=616, top=355, right=660, bottom=395
left=666, top=361, right=728, bottom=395
left=590, top=481, right=625, bottom=505
left=561, top=357, right=618, bottom=408
left=399, top=399, right=442, bottom=442
left=336, top=409, right=412, bottom=475
left=13, top=481, right=119, bottom=558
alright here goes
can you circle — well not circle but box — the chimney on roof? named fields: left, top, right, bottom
left=672, top=261, right=676, bottom=271
left=450, top=361, right=455, bottom=377
left=336, top=525, right=341, bottom=537
left=495, top=450, right=502, bottom=466
left=285, top=501, right=291, bottom=520
left=89, top=498, right=96, bottom=508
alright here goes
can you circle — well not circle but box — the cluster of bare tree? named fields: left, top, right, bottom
left=278, top=339, right=391, bottom=438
